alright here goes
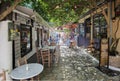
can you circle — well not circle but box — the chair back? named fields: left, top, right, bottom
left=40, top=49, right=51, bottom=67
left=0, top=69, right=6, bottom=81
left=41, top=49, right=50, bottom=56
left=17, top=56, right=27, bottom=66
left=17, top=57, right=38, bottom=80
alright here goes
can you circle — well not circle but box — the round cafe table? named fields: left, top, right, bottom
left=10, top=63, right=43, bottom=80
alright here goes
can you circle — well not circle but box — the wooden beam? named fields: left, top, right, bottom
left=79, top=3, right=108, bottom=22
left=102, top=9, right=109, bottom=25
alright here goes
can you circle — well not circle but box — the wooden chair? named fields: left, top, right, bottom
left=17, top=56, right=27, bottom=66
left=40, top=49, right=51, bottom=67
left=17, top=57, right=28, bottom=81
left=0, top=69, right=6, bottom=81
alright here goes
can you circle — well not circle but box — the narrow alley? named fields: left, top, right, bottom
left=39, top=46, right=120, bottom=81
left=1, top=1, right=120, bottom=81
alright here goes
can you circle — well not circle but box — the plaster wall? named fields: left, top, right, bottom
left=0, top=21, right=12, bottom=72
left=0, top=21, right=13, bottom=80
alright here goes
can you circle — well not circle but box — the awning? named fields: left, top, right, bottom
left=63, top=23, right=78, bottom=29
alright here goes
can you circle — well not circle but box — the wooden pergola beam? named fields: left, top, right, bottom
left=79, top=3, right=108, bottom=23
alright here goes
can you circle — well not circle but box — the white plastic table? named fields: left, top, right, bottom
left=10, top=63, right=43, bottom=80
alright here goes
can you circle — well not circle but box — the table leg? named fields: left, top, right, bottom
left=38, top=76, right=40, bottom=81
left=31, top=77, right=34, bottom=81
left=20, top=80, right=27, bottom=81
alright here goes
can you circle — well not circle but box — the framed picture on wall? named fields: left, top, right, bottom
left=8, top=22, right=14, bottom=41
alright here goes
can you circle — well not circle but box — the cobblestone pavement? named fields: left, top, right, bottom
left=40, top=46, right=120, bottom=81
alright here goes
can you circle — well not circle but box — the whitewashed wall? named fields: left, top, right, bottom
left=0, top=21, right=13, bottom=80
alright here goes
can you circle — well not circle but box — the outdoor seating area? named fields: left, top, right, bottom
left=0, top=45, right=120, bottom=81
left=9, top=43, right=60, bottom=81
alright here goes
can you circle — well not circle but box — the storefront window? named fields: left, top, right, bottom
left=93, top=14, right=107, bottom=38
left=20, top=24, right=32, bottom=57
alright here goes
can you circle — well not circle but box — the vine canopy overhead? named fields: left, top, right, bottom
left=0, top=0, right=100, bottom=27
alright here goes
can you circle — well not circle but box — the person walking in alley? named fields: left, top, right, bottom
left=74, top=34, right=78, bottom=48
left=66, top=36, right=70, bottom=47
left=69, top=31, right=75, bottom=48
left=55, top=34, right=60, bottom=45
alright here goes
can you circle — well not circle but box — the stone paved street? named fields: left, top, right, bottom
left=40, top=46, right=120, bottom=81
